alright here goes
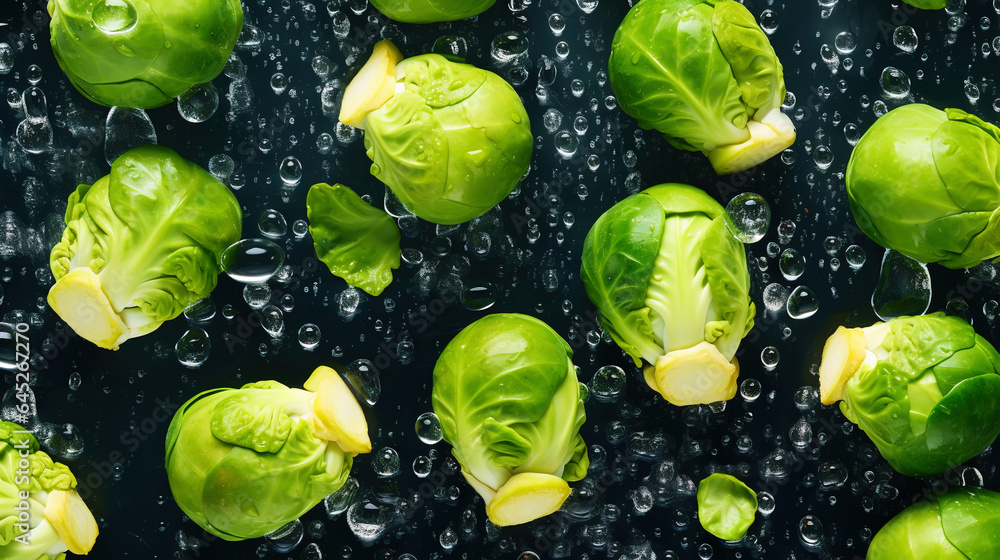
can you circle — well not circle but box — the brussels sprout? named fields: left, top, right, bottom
left=608, top=0, right=795, bottom=175
left=47, top=145, right=242, bottom=350
left=819, top=313, right=1000, bottom=476
left=432, top=314, right=589, bottom=526
left=581, top=184, right=756, bottom=406
left=845, top=104, right=1000, bottom=269
left=867, top=488, right=1000, bottom=559
left=306, top=183, right=401, bottom=296
left=48, top=0, right=244, bottom=109
left=697, top=473, right=757, bottom=541
left=0, top=422, right=99, bottom=559
left=901, top=0, right=947, bottom=9
left=165, top=367, right=371, bottom=541
left=370, top=0, right=497, bottom=23
left=340, top=40, right=532, bottom=225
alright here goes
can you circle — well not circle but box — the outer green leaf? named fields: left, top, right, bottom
left=939, top=488, right=1000, bottom=558
left=49, top=0, right=243, bottom=108
left=580, top=192, right=665, bottom=365
left=370, top=0, right=498, bottom=23
left=924, top=375, right=1000, bottom=455
left=431, top=314, right=587, bottom=494
left=609, top=0, right=749, bottom=153
left=901, top=0, right=948, bottom=9
left=712, top=0, right=785, bottom=115
left=867, top=499, right=965, bottom=559
left=697, top=473, right=757, bottom=541
left=700, top=215, right=756, bottom=358
left=307, top=183, right=401, bottom=296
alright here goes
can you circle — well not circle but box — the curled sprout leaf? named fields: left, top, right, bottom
left=697, top=473, right=757, bottom=541
left=307, top=183, right=401, bottom=297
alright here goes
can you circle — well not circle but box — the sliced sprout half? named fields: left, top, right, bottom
left=340, top=40, right=404, bottom=129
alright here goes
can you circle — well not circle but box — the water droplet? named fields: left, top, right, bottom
left=177, top=83, right=219, bottom=123
left=786, top=286, right=819, bottom=319
left=344, top=359, right=380, bottom=405
left=760, top=346, right=779, bottom=369
left=346, top=502, right=392, bottom=545
left=880, top=67, right=911, bottom=98
left=221, top=238, right=285, bottom=283
left=779, top=249, right=806, bottom=280
left=0, top=44, right=14, bottom=74
left=740, top=378, right=761, bottom=401
left=590, top=365, right=626, bottom=402
left=279, top=156, right=302, bottom=185
left=834, top=31, right=856, bottom=54
left=491, top=31, right=529, bottom=63
left=243, top=283, right=271, bottom=310
left=892, top=25, right=918, bottom=53
left=415, top=412, right=443, bottom=444
left=798, top=515, right=824, bottom=547
left=258, top=209, right=288, bottom=238
left=372, top=447, right=400, bottom=477
left=845, top=245, right=866, bottom=269
left=554, top=130, right=579, bottom=157
left=460, top=282, right=496, bottom=311
left=105, top=107, right=156, bottom=164
left=759, top=9, right=778, bottom=34
left=757, top=492, right=775, bottom=515
left=183, top=297, right=216, bottom=323
left=297, top=323, right=321, bottom=350
left=92, top=0, right=138, bottom=33
left=872, top=249, right=931, bottom=320
left=324, top=477, right=359, bottom=517
left=175, top=329, right=210, bottom=368
left=265, top=520, right=303, bottom=553
left=725, top=193, right=771, bottom=243
left=762, top=283, right=789, bottom=312
left=260, top=305, right=284, bottom=337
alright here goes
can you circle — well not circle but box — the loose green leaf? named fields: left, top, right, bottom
left=697, top=473, right=757, bottom=541
left=307, top=183, right=401, bottom=297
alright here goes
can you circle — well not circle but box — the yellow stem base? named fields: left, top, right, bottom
left=818, top=326, right=868, bottom=405
left=339, top=40, right=404, bottom=129
left=47, top=268, right=128, bottom=350
left=707, top=108, right=796, bottom=175
left=308, top=366, right=372, bottom=454
left=485, top=472, right=570, bottom=527
left=43, top=489, right=99, bottom=555
left=643, top=341, right=738, bottom=406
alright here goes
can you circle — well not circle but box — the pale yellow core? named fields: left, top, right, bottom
left=707, top=108, right=796, bottom=175
left=46, top=268, right=128, bottom=351
left=818, top=326, right=868, bottom=405
left=643, top=341, right=739, bottom=406
left=43, top=489, right=99, bottom=555
left=339, top=40, right=404, bottom=129
left=485, top=472, right=570, bottom=527
left=308, top=366, right=372, bottom=454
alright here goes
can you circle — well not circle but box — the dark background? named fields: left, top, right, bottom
left=1, top=0, right=1000, bottom=558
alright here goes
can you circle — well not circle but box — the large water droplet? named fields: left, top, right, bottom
left=725, top=192, right=771, bottom=243
left=880, top=66, right=911, bottom=98
left=344, top=359, right=380, bottom=405
left=460, top=282, right=496, bottom=311
left=590, top=365, right=626, bottom=402
left=872, top=249, right=931, bottom=320
left=92, top=0, right=138, bottom=33
left=105, top=106, right=156, bottom=164
left=177, top=83, right=219, bottom=123
left=221, top=238, right=285, bottom=283
left=892, top=25, right=918, bottom=53
left=415, top=412, right=443, bottom=444
left=786, top=286, right=819, bottom=319
left=175, top=328, right=210, bottom=368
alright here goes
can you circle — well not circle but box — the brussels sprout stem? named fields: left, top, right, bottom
left=642, top=341, right=739, bottom=406
left=43, top=489, right=99, bottom=555
left=707, top=108, right=796, bottom=175
left=46, top=268, right=130, bottom=350
left=339, top=40, right=404, bottom=129
left=818, top=326, right=869, bottom=404
left=484, top=472, right=570, bottom=527
left=306, top=366, right=373, bottom=454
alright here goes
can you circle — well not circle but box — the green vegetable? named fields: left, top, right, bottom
left=818, top=313, right=1000, bottom=476
left=580, top=184, right=756, bottom=406
left=901, top=0, right=947, bottom=9
left=846, top=104, right=1000, bottom=269
left=306, top=183, right=401, bottom=297
left=697, top=473, right=757, bottom=541
left=431, top=314, right=588, bottom=526
left=165, top=367, right=371, bottom=541
left=608, top=0, right=795, bottom=174
left=48, top=0, right=244, bottom=109
left=340, top=40, right=532, bottom=225
left=867, top=488, right=1000, bottom=559
left=0, top=421, right=99, bottom=558
left=48, top=145, right=242, bottom=350
left=370, top=0, right=497, bottom=23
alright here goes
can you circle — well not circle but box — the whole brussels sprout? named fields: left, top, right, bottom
left=48, top=0, right=244, bottom=109
left=608, top=0, right=795, bottom=175
left=370, top=0, right=497, bottom=23
left=868, top=488, right=1000, bottom=559
left=339, top=40, right=532, bottom=225
left=846, top=104, right=1000, bottom=269
left=819, top=313, right=1000, bottom=476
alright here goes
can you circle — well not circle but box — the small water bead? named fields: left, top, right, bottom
left=834, top=31, right=857, bottom=53
left=269, top=72, right=288, bottom=95
left=570, top=79, right=585, bottom=97
left=0, top=44, right=13, bottom=74
left=292, top=220, right=308, bottom=239
left=460, top=282, right=496, bottom=311
left=759, top=9, right=778, bottom=34
left=813, top=145, right=834, bottom=170
left=68, top=372, right=82, bottom=391
left=845, top=245, right=866, bottom=269
left=175, top=329, right=210, bottom=368
left=260, top=305, right=284, bottom=337
left=880, top=67, right=910, bottom=98
left=760, top=346, right=779, bottom=369
left=542, top=108, right=563, bottom=133
left=297, top=324, right=321, bottom=350
left=757, top=492, right=775, bottom=515
left=439, top=526, right=459, bottom=550
left=590, top=365, right=626, bottom=402
left=787, top=286, right=819, bottom=319
left=554, top=130, right=579, bottom=157
left=415, top=412, right=443, bottom=444
left=372, top=447, right=400, bottom=477
left=823, top=236, right=843, bottom=256
left=548, top=13, right=566, bottom=35
left=413, top=456, right=433, bottom=478
left=92, top=0, right=139, bottom=33
left=799, top=516, right=824, bottom=547
left=892, top=25, right=918, bottom=53
left=279, top=156, right=303, bottom=185
left=177, top=83, right=219, bottom=123
left=725, top=193, right=771, bottom=243
left=966, top=82, right=981, bottom=103
left=265, top=520, right=303, bottom=553
left=779, top=249, right=806, bottom=280
left=243, top=283, right=271, bottom=310
left=344, top=359, right=380, bottom=405
left=762, top=283, right=790, bottom=312
left=491, top=31, right=529, bottom=63
left=573, top=115, right=588, bottom=135
left=777, top=220, right=796, bottom=244
left=208, top=154, right=235, bottom=180
left=183, top=297, right=216, bottom=323
left=221, top=238, right=285, bottom=283
left=26, top=65, right=42, bottom=84
left=818, top=462, right=849, bottom=488
left=740, top=378, right=761, bottom=402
